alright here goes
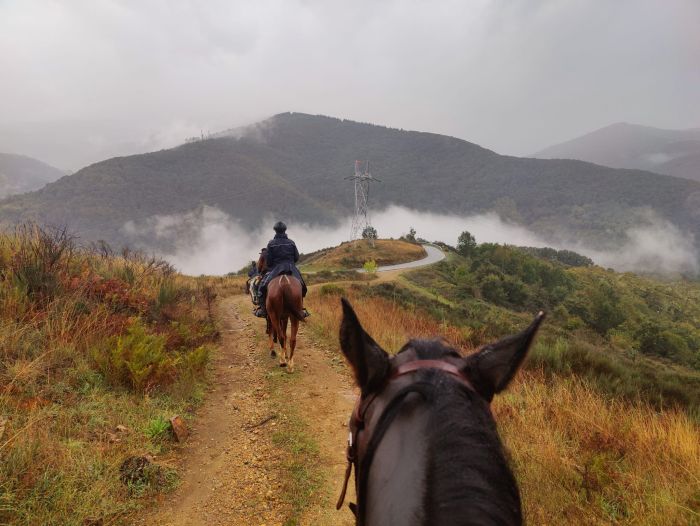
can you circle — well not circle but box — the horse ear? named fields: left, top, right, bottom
left=463, top=311, right=545, bottom=402
left=339, top=298, right=390, bottom=394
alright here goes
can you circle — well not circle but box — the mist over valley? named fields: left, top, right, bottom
left=2, top=113, right=699, bottom=277
left=123, top=204, right=698, bottom=276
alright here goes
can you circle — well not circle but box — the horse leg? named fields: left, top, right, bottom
left=266, top=317, right=275, bottom=357
left=268, top=330, right=275, bottom=357
left=288, top=317, right=298, bottom=373
left=279, top=316, right=289, bottom=368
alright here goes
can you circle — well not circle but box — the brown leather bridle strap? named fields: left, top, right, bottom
left=336, top=359, right=474, bottom=511
left=391, top=359, right=473, bottom=390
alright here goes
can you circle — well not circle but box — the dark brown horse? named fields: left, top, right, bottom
left=337, top=298, right=544, bottom=526
left=257, top=251, right=305, bottom=371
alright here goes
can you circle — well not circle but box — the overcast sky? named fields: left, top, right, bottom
left=1, top=0, right=699, bottom=170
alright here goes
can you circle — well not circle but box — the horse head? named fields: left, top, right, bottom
left=338, top=297, right=544, bottom=526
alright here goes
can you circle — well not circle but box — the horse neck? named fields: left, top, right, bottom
left=365, top=385, right=521, bottom=526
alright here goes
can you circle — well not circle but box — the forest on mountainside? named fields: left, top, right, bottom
left=2, top=113, right=699, bottom=255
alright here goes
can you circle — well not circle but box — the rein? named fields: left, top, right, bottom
left=336, top=359, right=475, bottom=518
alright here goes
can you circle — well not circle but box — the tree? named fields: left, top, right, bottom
left=405, top=227, right=417, bottom=242
left=457, top=231, right=477, bottom=257
left=586, top=283, right=625, bottom=335
left=362, top=226, right=378, bottom=240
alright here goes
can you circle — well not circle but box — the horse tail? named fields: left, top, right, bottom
left=281, top=276, right=306, bottom=322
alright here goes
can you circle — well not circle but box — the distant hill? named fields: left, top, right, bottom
left=534, top=122, right=700, bottom=182
left=0, top=153, right=64, bottom=198
left=1, top=113, right=699, bottom=252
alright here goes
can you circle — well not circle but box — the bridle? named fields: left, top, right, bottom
left=336, top=359, right=476, bottom=521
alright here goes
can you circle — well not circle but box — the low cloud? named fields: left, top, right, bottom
left=576, top=219, right=698, bottom=274
left=123, top=205, right=698, bottom=276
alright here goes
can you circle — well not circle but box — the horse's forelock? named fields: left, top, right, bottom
left=397, top=338, right=461, bottom=360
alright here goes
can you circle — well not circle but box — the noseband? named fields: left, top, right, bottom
left=336, top=359, right=475, bottom=518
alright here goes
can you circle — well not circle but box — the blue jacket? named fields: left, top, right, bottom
left=261, top=233, right=306, bottom=294
left=266, top=233, right=299, bottom=272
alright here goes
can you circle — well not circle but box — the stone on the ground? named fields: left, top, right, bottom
left=170, top=415, right=189, bottom=442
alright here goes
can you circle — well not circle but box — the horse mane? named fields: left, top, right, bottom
left=389, top=339, right=522, bottom=525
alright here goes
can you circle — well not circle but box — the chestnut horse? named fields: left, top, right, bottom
left=337, top=298, right=544, bottom=525
left=257, top=252, right=305, bottom=371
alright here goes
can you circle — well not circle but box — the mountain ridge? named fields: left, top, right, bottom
left=0, top=152, right=65, bottom=198
left=534, top=122, right=700, bottom=182
left=1, top=113, right=699, bottom=253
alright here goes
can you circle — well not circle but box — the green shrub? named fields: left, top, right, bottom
left=180, top=345, right=209, bottom=374
left=319, top=284, right=346, bottom=297
left=144, top=416, right=171, bottom=441
left=480, top=274, right=506, bottom=304
left=363, top=259, right=378, bottom=274
left=637, top=321, right=693, bottom=364
left=93, top=321, right=174, bottom=391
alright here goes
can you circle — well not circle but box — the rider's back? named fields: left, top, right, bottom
left=266, top=233, right=299, bottom=269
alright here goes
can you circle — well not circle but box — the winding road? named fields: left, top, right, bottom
left=361, top=243, right=446, bottom=272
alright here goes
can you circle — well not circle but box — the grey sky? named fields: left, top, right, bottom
left=1, top=0, right=698, bottom=170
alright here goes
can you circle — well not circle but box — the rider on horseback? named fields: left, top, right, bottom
left=254, top=221, right=310, bottom=318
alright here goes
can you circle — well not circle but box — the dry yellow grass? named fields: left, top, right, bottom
left=301, top=239, right=426, bottom=271
left=306, top=287, right=700, bottom=525
left=0, top=227, right=220, bottom=525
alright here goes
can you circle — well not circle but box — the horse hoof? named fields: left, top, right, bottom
left=270, top=350, right=276, bottom=357
left=279, top=362, right=287, bottom=368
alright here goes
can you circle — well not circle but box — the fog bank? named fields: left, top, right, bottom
left=123, top=205, right=698, bottom=276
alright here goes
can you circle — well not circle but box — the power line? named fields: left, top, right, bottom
left=345, top=160, right=380, bottom=241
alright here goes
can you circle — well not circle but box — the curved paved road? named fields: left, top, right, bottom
left=360, top=243, right=446, bottom=273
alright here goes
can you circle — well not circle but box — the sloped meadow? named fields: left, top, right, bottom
left=0, top=225, right=223, bottom=524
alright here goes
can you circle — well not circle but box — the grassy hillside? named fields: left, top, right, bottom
left=0, top=153, right=64, bottom=198
left=0, top=225, right=224, bottom=525
left=299, top=239, right=426, bottom=271
left=1, top=113, right=699, bottom=252
left=304, top=262, right=700, bottom=523
left=398, top=243, right=700, bottom=414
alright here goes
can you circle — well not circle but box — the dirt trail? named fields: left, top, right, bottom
left=140, top=296, right=289, bottom=526
left=141, top=293, right=357, bottom=526
left=142, top=248, right=446, bottom=525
